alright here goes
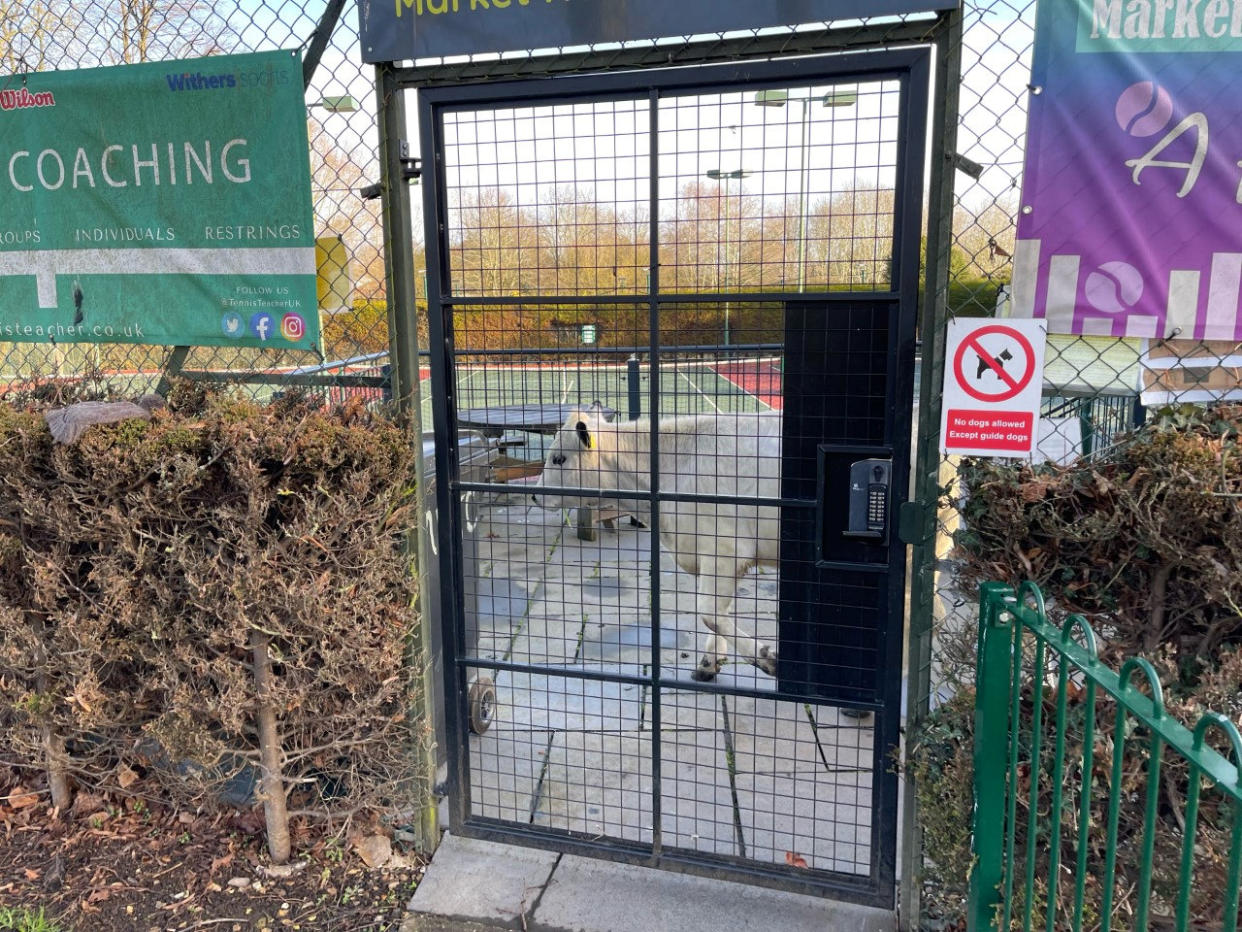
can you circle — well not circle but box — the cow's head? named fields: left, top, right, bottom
left=531, top=404, right=610, bottom=510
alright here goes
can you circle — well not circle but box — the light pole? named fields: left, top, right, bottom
left=705, top=168, right=751, bottom=346
left=754, top=88, right=857, bottom=291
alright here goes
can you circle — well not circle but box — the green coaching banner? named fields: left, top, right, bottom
left=0, top=50, right=319, bottom=350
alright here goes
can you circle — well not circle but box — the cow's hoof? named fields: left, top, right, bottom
left=692, top=658, right=721, bottom=682
left=754, top=645, right=778, bottom=676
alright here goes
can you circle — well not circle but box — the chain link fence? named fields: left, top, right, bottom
left=5, top=0, right=1238, bottom=925
left=913, top=2, right=1242, bottom=927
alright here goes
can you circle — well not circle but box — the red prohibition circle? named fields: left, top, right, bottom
left=952, top=324, right=1036, bottom=403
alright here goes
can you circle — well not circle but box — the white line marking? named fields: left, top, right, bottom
left=0, top=247, right=316, bottom=307
left=680, top=369, right=722, bottom=413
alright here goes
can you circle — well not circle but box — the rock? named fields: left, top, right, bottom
left=260, top=860, right=310, bottom=879
left=385, top=851, right=419, bottom=870
left=45, top=395, right=166, bottom=445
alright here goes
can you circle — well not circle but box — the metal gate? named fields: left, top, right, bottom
left=421, top=50, right=929, bottom=908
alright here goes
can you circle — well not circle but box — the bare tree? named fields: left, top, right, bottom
left=953, top=196, right=1018, bottom=279
left=75, top=0, right=237, bottom=65
left=451, top=188, right=541, bottom=297
left=0, top=0, right=71, bottom=73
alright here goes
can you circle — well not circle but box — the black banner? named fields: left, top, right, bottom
left=358, top=0, right=956, bottom=63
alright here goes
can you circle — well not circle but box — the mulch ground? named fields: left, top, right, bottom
left=1, top=779, right=427, bottom=931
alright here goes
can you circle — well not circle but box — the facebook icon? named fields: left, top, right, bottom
left=249, top=312, right=274, bottom=341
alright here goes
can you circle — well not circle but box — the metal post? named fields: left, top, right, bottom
left=707, top=167, right=750, bottom=345
left=376, top=62, right=437, bottom=851
left=627, top=354, right=641, bottom=420
left=900, top=9, right=963, bottom=927
left=722, top=183, right=731, bottom=345
left=968, top=582, right=1014, bottom=932
left=378, top=73, right=422, bottom=414
left=796, top=98, right=811, bottom=292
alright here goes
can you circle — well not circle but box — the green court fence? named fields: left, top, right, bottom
left=969, top=582, right=1242, bottom=932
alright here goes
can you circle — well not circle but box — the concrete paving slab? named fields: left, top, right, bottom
left=531, top=852, right=895, bottom=932
left=728, top=697, right=874, bottom=778
left=404, top=833, right=558, bottom=929
left=505, top=614, right=584, bottom=667
left=579, top=617, right=689, bottom=663
left=491, top=666, right=645, bottom=732
left=467, top=729, right=552, bottom=824
left=643, top=686, right=722, bottom=731
left=734, top=771, right=873, bottom=876
left=658, top=728, right=739, bottom=856
left=531, top=730, right=654, bottom=843
left=424, top=485, right=901, bottom=927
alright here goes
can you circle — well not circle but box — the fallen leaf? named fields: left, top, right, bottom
left=7, top=786, right=39, bottom=809
left=24, top=868, right=40, bottom=880
left=784, top=851, right=808, bottom=868
left=71, top=793, right=106, bottom=817
left=86, top=886, right=112, bottom=904
left=354, top=833, right=392, bottom=868
left=116, top=764, right=139, bottom=789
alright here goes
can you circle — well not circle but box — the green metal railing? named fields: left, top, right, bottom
left=1040, top=395, right=1143, bottom=459
left=968, top=581, right=1242, bottom=932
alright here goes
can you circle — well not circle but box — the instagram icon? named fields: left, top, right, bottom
left=281, top=313, right=306, bottom=342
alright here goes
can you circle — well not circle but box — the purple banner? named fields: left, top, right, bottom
left=1012, top=0, right=1242, bottom=340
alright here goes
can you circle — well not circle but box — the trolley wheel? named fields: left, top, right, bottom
left=468, top=677, right=497, bottom=736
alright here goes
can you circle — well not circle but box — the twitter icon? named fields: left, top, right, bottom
left=221, top=312, right=243, bottom=338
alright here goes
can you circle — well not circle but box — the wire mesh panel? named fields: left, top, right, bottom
left=422, top=50, right=927, bottom=907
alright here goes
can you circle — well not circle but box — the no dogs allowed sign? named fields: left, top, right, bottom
left=940, top=319, right=1047, bottom=458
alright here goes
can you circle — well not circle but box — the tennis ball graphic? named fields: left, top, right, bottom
left=1115, top=81, right=1173, bottom=137
left=1084, top=261, right=1144, bottom=314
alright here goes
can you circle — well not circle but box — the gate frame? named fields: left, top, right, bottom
left=416, top=48, right=930, bottom=909
left=370, top=13, right=963, bottom=923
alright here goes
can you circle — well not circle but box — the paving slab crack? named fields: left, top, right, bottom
left=527, top=730, right=559, bottom=825
left=719, top=695, right=747, bottom=860
left=523, top=851, right=563, bottom=928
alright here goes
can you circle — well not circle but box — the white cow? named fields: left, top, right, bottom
left=533, top=407, right=780, bottom=681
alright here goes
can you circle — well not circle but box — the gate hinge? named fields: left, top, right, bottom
left=897, top=500, right=932, bottom=546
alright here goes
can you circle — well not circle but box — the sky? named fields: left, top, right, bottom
left=233, top=1, right=1035, bottom=236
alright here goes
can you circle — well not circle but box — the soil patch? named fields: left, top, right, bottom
left=1, top=783, right=425, bottom=931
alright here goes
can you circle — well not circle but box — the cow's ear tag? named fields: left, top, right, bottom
left=576, top=421, right=592, bottom=449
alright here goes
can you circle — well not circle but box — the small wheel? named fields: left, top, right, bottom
left=468, top=677, right=497, bottom=736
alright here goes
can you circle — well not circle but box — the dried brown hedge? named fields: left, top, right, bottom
left=955, top=403, right=1242, bottom=664
left=0, top=387, right=421, bottom=857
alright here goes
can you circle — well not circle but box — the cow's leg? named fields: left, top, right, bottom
left=690, top=562, right=778, bottom=680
